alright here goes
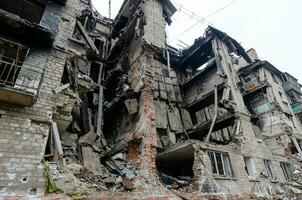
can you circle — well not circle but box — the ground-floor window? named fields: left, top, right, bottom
left=208, top=151, right=233, bottom=176
left=280, top=162, right=293, bottom=181
left=264, top=160, right=277, bottom=180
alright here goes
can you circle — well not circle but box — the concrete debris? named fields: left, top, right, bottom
left=1, top=0, right=302, bottom=199
left=81, top=147, right=103, bottom=176
left=124, top=99, right=139, bottom=115
left=52, top=83, right=71, bottom=94
left=121, top=167, right=135, bottom=180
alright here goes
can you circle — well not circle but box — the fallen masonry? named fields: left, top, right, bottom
left=0, top=0, right=302, bottom=199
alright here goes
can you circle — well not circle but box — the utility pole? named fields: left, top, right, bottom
left=109, top=0, right=111, bottom=18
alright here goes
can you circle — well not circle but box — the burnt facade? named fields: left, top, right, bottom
left=0, top=0, right=302, bottom=199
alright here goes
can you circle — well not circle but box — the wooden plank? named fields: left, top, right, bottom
left=76, top=21, right=99, bottom=54
left=51, top=122, right=63, bottom=158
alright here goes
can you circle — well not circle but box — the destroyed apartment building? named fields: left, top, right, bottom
left=1, top=0, right=302, bottom=199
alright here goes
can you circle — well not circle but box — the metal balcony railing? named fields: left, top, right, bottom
left=0, top=56, right=42, bottom=93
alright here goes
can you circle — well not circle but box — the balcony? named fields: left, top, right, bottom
left=0, top=8, right=54, bottom=48
left=0, top=41, right=42, bottom=106
left=291, top=102, right=302, bottom=114
left=283, top=82, right=302, bottom=95
left=241, top=80, right=269, bottom=97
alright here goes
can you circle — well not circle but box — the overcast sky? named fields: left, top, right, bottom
left=92, top=0, right=302, bottom=82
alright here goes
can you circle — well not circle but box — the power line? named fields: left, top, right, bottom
left=169, top=0, right=239, bottom=43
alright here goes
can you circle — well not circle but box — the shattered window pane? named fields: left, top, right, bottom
left=264, top=160, right=276, bottom=180
left=208, top=151, right=233, bottom=176
left=223, top=154, right=232, bottom=176
left=209, top=151, right=218, bottom=175
left=280, top=162, right=293, bottom=181
left=215, top=152, right=224, bottom=175
left=271, top=72, right=279, bottom=84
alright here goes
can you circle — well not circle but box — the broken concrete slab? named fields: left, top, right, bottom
left=124, top=99, right=138, bottom=115
left=81, top=147, right=103, bottom=176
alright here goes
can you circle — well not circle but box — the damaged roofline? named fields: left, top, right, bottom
left=239, top=60, right=284, bottom=77
left=111, top=0, right=176, bottom=38
left=206, top=26, right=252, bottom=64
left=176, top=26, right=252, bottom=70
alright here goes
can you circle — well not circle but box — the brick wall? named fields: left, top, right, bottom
left=0, top=0, right=89, bottom=198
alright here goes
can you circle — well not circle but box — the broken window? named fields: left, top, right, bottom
left=156, top=144, right=194, bottom=178
left=72, top=9, right=96, bottom=43
left=282, top=74, right=289, bottom=83
left=264, top=160, right=277, bottom=180
left=44, top=130, right=55, bottom=161
left=280, top=162, right=293, bottom=181
left=94, top=39, right=104, bottom=57
left=271, top=72, right=279, bottom=84
left=208, top=151, right=233, bottom=177
left=244, top=157, right=256, bottom=178
left=0, top=39, right=29, bottom=87
left=0, top=0, right=45, bottom=24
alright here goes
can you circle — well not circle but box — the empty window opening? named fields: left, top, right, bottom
left=0, top=0, right=45, bottom=24
left=90, top=62, right=101, bottom=83
left=94, top=39, right=104, bottom=57
left=271, top=72, right=279, bottom=84
left=208, top=151, right=233, bottom=177
left=264, top=160, right=277, bottom=180
left=244, top=157, right=256, bottom=178
left=72, top=10, right=96, bottom=43
left=0, top=39, right=29, bottom=87
left=44, top=130, right=55, bottom=162
left=156, top=144, right=195, bottom=178
left=280, top=162, right=293, bottom=181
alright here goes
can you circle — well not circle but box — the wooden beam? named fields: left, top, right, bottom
left=51, top=122, right=64, bottom=158
left=76, top=21, right=99, bottom=55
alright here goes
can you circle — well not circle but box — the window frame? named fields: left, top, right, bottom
left=208, top=151, right=233, bottom=177
left=244, top=157, right=256, bottom=178
left=280, top=162, right=293, bottom=181
left=271, top=72, right=279, bottom=84
left=264, top=160, right=277, bottom=180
